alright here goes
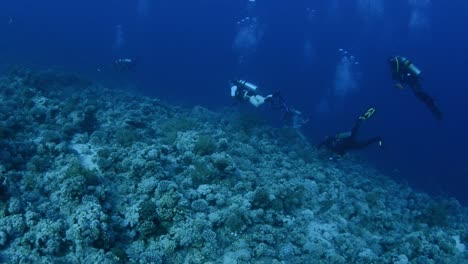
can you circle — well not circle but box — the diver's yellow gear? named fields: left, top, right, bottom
left=360, top=107, right=375, bottom=120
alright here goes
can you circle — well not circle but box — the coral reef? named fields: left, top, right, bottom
left=0, top=69, right=466, bottom=263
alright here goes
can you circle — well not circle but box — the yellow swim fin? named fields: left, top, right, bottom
left=361, top=107, right=376, bottom=120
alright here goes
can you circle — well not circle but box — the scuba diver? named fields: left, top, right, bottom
left=230, top=79, right=274, bottom=107
left=388, top=56, right=443, bottom=120
left=318, top=108, right=382, bottom=157
left=113, top=58, right=137, bottom=72
left=229, top=79, right=308, bottom=128
left=270, top=92, right=309, bottom=128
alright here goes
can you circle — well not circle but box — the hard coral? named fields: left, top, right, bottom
left=194, top=135, right=217, bottom=156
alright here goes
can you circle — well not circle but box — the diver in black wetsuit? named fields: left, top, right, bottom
left=229, top=80, right=308, bottom=127
left=113, top=58, right=137, bottom=72
left=388, top=56, right=443, bottom=120
left=318, top=108, right=382, bottom=157
left=270, top=92, right=309, bottom=128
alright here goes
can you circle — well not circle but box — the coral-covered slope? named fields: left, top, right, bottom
left=0, top=69, right=466, bottom=263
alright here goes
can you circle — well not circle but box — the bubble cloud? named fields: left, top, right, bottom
left=334, top=49, right=360, bottom=98
left=233, top=17, right=264, bottom=64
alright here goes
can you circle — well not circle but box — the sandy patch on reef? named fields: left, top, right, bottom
left=70, top=142, right=100, bottom=172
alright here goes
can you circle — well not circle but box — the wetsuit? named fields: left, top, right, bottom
left=230, top=80, right=275, bottom=108
left=269, top=92, right=308, bottom=128
left=318, top=118, right=382, bottom=156
left=233, top=85, right=255, bottom=103
left=388, top=57, right=443, bottom=120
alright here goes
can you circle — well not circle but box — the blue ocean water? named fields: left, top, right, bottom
left=0, top=0, right=467, bottom=204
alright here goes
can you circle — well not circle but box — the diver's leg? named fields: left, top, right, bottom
left=264, top=94, right=273, bottom=103
left=350, top=107, right=375, bottom=139
left=350, top=118, right=363, bottom=140
left=249, top=95, right=266, bottom=107
left=351, top=137, right=383, bottom=150
left=270, top=92, right=287, bottom=110
left=411, top=85, right=443, bottom=120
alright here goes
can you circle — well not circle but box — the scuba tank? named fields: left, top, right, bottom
left=400, top=57, right=422, bottom=76
left=237, top=80, right=258, bottom=92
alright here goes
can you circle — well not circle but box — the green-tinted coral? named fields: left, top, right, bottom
left=253, top=187, right=271, bottom=209
left=231, top=112, right=265, bottom=133
left=138, top=200, right=158, bottom=222
left=417, top=200, right=452, bottom=227
left=96, top=147, right=114, bottom=170
left=225, top=211, right=245, bottom=232
left=163, top=117, right=197, bottom=132
left=80, top=105, right=98, bottom=134
left=365, top=191, right=380, bottom=207
left=296, top=148, right=317, bottom=164
left=318, top=199, right=334, bottom=215
left=111, top=246, right=129, bottom=263
left=194, top=135, right=217, bottom=156
left=255, top=185, right=305, bottom=213
left=0, top=122, right=14, bottom=138
left=137, top=220, right=159, bottom=239
left=22, top=173, right=36, bottom=192
left=275, top=127, right=302, bottom=145
left=212, top=153, right=232, bottom=172
left=65, top=160, right=101, bottom=187
left=461, top=233, right=468, bottom=246
left=115, top=128, right=139, bottom=147
left=160, top=117, right=197, bottom=145
left=0, top=201, right=7, bottom=218
left=283, top=185, right=305, bottom=208
left=158, top=190, right=181, bottom=222
left=8, top=67, right=90, bottom=91
left=26, top=155, right=51, bottom=173
left=191, top=162, right=217, bottom=186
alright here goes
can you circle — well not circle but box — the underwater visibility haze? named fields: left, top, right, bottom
left=0, top=0, right=467, bottom=263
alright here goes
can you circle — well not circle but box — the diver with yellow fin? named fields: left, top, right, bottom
left=388, top=56, right=443, bottom=120
left=318, top=108, right=383, bottom=158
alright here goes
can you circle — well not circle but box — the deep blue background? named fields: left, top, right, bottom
left=0, top=0, right=467, bottom=204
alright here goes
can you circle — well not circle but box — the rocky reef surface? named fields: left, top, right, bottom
left=0, top=69, right=466, bottom=263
